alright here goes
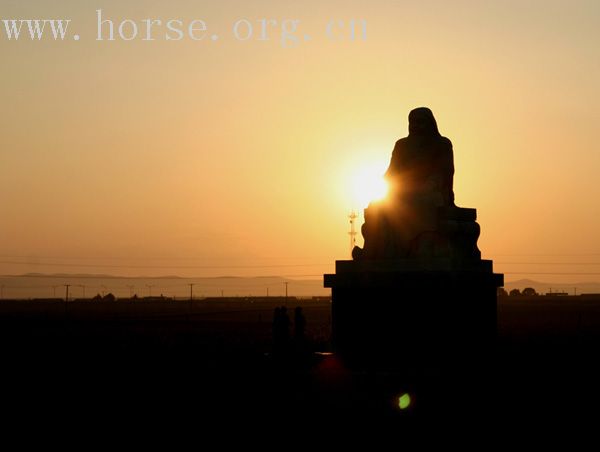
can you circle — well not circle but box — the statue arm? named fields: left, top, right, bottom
left=443, top=138, right=455, bottom=205
left=384, top=139, right=403, bottom=180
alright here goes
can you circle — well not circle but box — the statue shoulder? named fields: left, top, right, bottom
left=393, top=137, right=410, bottom=153
left=440, top=136, right=453, bottom=148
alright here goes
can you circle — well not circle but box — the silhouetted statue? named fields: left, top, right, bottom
left=387, top=107, right=455, bottom=207
left=353, top=107, right=481, bottom=260
left=324, top=107, right=504, bottom=373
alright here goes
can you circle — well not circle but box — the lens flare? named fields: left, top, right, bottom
left=398, top=393, right=411, bottom=410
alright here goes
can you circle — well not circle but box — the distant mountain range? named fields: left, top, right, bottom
left=2, top=273, right=599, bottom=298
left=17, top=272, right=184, bottom=279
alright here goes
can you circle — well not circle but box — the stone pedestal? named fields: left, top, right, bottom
left=324, top=258, right=503, bottom=370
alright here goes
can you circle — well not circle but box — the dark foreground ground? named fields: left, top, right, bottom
left=1, top=296, right=599, bottom=432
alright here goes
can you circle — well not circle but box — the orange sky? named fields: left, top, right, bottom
left=1, top=1, right=599, bottom=282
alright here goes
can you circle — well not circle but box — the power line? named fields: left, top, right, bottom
left=496, top=262, right=600, bottom=265
left=5, top=259, right=600, bottom=278
left=493, top=253, right=600, bottom=257
left=0, top=254, right=331, bottom=261
left=504, top=272, right=600, bottom=275
left=6, top=259, right=600, bottom=270
left=0, top=260, right=330, bottom=269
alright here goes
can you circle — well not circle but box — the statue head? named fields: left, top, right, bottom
left=408, top=107, right=440, bottom=137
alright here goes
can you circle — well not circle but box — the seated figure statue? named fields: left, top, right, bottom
left=353, top=107, right=481, bottom=261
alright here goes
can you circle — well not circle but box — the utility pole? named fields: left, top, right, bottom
left=266, top=287, right=269, bottom=297
left=63, top=284, right=70, bottom=319
left=221, top=289, right=224, bottom=298
left=187, top=284, right=195, bottom=322
left=126, top=285, right=134, bottom=298
left=284, top=282, right=289, bottom=299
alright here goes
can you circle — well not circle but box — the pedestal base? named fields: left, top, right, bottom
left=324, top=259, right=503, bottom=371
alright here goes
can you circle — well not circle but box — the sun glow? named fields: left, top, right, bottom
left=351, top=161, right=389, bottom=209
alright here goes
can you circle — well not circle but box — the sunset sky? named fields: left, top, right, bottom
left=1, top=0, right=599, bottom=282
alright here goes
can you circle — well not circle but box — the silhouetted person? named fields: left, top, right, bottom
left=294, top=307, right=306, bottom=340
left=272, top=306, right=280, bottom=335
left=279, top=306, right=290, bottom=343
left=272, top=306, right=291, bottom=355
left=272, top=307, right=281, bottom=337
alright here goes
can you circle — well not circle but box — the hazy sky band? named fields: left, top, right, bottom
left=1, top=1, right=599, bottom=281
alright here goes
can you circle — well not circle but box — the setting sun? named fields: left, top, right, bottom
left=351, top=161, right=389, bottom=209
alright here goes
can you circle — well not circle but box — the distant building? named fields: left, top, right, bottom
left=311, top=296, right=332, bottom=302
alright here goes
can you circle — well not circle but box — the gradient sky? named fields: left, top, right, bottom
left=1, top=0, right=599, bottom=281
